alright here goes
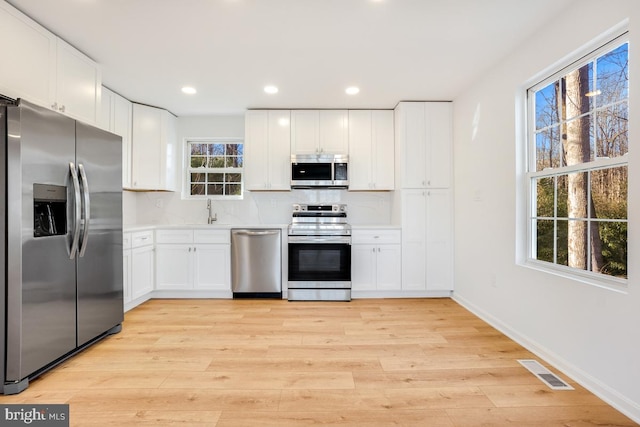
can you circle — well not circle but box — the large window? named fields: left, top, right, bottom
left=527, top=35, right=628, bottom=285
left=186, top=138, right=244, bottom=198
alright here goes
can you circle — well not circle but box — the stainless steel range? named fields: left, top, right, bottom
left=287, top=204, right=351, bottom=301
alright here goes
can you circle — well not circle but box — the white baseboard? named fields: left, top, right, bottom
left=452, top=293, right=640, bottom=424
left=352, top=290, right=452, bottom=298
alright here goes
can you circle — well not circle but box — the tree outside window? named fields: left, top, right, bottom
left=528, top=38, right=628, bottom=280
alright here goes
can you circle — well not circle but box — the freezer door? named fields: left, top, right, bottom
left=75, top=122, right=123, bottom=346
left=5, top=100, right=77, bottom=382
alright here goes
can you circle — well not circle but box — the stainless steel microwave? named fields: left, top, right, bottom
left=290, top=154, right=348, bottom=189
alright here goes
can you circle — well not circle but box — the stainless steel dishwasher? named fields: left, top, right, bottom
left=231, top=228, right=282, bottom=298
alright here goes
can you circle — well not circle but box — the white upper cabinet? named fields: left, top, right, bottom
left=244, top=110, right=291, bottom=191
left=348, top=110, right=394, bottom=191
left=394, top=102, right=452, bottom=189
left=99, top=87, right=133, bottom=188
left=0, top=2, right=101, bottom=125
left=291, top=110, right=348, bottom=155
left=131, top=103, right=177, bottom=191
left=0, top=1, right=56, bottom=107
left=54, top=38, right=101, bottom=125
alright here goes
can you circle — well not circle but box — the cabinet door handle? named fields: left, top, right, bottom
left=51, top=102, right=58, bottom=110
left=59, top=105, right=66, bottom=113
left=188, top=247, right=192, bottom=252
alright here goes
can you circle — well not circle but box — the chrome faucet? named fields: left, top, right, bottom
left=207, top=199, right=217, bottom=224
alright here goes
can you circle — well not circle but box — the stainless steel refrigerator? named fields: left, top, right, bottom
left=0, top=99, right=123, bottom=394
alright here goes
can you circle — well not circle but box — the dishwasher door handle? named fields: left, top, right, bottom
left=232, top=229, right=280, bottom=236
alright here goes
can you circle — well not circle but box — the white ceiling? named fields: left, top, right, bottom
left=8, top=0, right=574, bottom=116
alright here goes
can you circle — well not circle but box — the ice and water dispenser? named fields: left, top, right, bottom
left=33, top=183, right=67, bottom=238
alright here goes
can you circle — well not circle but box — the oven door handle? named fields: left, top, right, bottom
left=288, top=236, right=351, bottom=244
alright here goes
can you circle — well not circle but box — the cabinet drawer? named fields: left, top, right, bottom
left=131, top=230, right=154, bottom=248
left=352, top=229, right=401, bottom=245
left=155, top=229, right=194, bottom=244
left=123, top=232, right=132, bottom=250
left=194, top=229, right=230, bottom=244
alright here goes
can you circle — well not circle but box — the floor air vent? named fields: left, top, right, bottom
left=518, top=359, right=574, bottom=390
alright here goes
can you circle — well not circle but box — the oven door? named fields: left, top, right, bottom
left=288, top=236, right=351, bottom=286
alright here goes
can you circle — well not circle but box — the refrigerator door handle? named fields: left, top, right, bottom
left=78, top=163, right=91, bottom=258
left=69, top=162, right=82, bottom=259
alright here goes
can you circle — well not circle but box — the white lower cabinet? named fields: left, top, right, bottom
left=400, top=189, right=453, bottom=293
left=351, top=228, right=401, bottom=294
left=154, top=228, right=231, bottom=294
left=124, top=230, right=154, bottom=311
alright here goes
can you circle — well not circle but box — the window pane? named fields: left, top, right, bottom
left=208, top=173, right=224, bottom=182
left=535, top=177, right=555, bottom=217
left=191, top=183, right=205, bottom=195
left=227, top=173, right=241, bottom=183
left=190, top=144, right=207, bottom=155
left=556, top=220, right=568, bottom=266
left=191, top=156, right=207, bottom=168
left=564, top=172, right=589, bottom=219
left=556, top=175, right=568, bottom=217
left=191, top=173, right=206, bottom=184
left=208, top=183, right=223, bottom=195
left=594, top=221, right=627, bottom=278
left=564, top=63, right=594, bottom=120
left=209, top=144, right=225, bottom=155
left=226, top=184, right=241, bottom=195
left=208, top=157, right=225, bottom=168
left=596, top=43, right=628, bottom=103
left=567, top=219, right=588, bottom=270
left=225, top=144, right=239, bottom=156
left=226, top=157, right=242, bottom=168
left=535, top=82, right=559, bottom=129
left=536, top=219, right=554, bottom=263
left=595, top=101, right=628, bottom=159
left=564, top=115, right=593, bottom=165
left=535, top=126, right=563, bottom=171
left=591, top=167, right=627, bottom=220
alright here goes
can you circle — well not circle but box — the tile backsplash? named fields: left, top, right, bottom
left=129, top=189, right=393, bottom=226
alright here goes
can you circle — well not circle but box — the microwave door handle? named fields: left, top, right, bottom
left=69, top=162, right=81, bottom=259
left=78, top=163, right=91, bottom=257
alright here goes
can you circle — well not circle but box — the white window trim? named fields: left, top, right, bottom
left=182, top=136, right=244, bottom=200
left=517, top=23, right=629, bottom=293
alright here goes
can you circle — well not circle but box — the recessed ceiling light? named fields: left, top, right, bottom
left=346, top=86, right=360, bottom=95
left=264, top=85, right=279, bottom=94
left=181, top=86, right=197, bottom=95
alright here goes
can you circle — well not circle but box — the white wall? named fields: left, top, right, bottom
left=133, top=115, right=393, bottom=226
left=452, top=0, right=640, bottom=421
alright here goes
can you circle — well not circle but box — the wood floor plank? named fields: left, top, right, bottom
left=68, top=410, right=222, bottom=427
left=216, top=409, right=455, bottom=426
left=160, top=371, right=355, bottom=390
left=445, top=406, right=638, bottom=427
left=353, top=367, right=542, bottom=389
left=0, top=298, right=634, bottom=426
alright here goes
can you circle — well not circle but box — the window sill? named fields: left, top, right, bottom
left=521, top=259, right=628, bottom=294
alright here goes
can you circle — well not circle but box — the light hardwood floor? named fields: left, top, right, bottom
left=1, top=298, right=636, bottom=426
